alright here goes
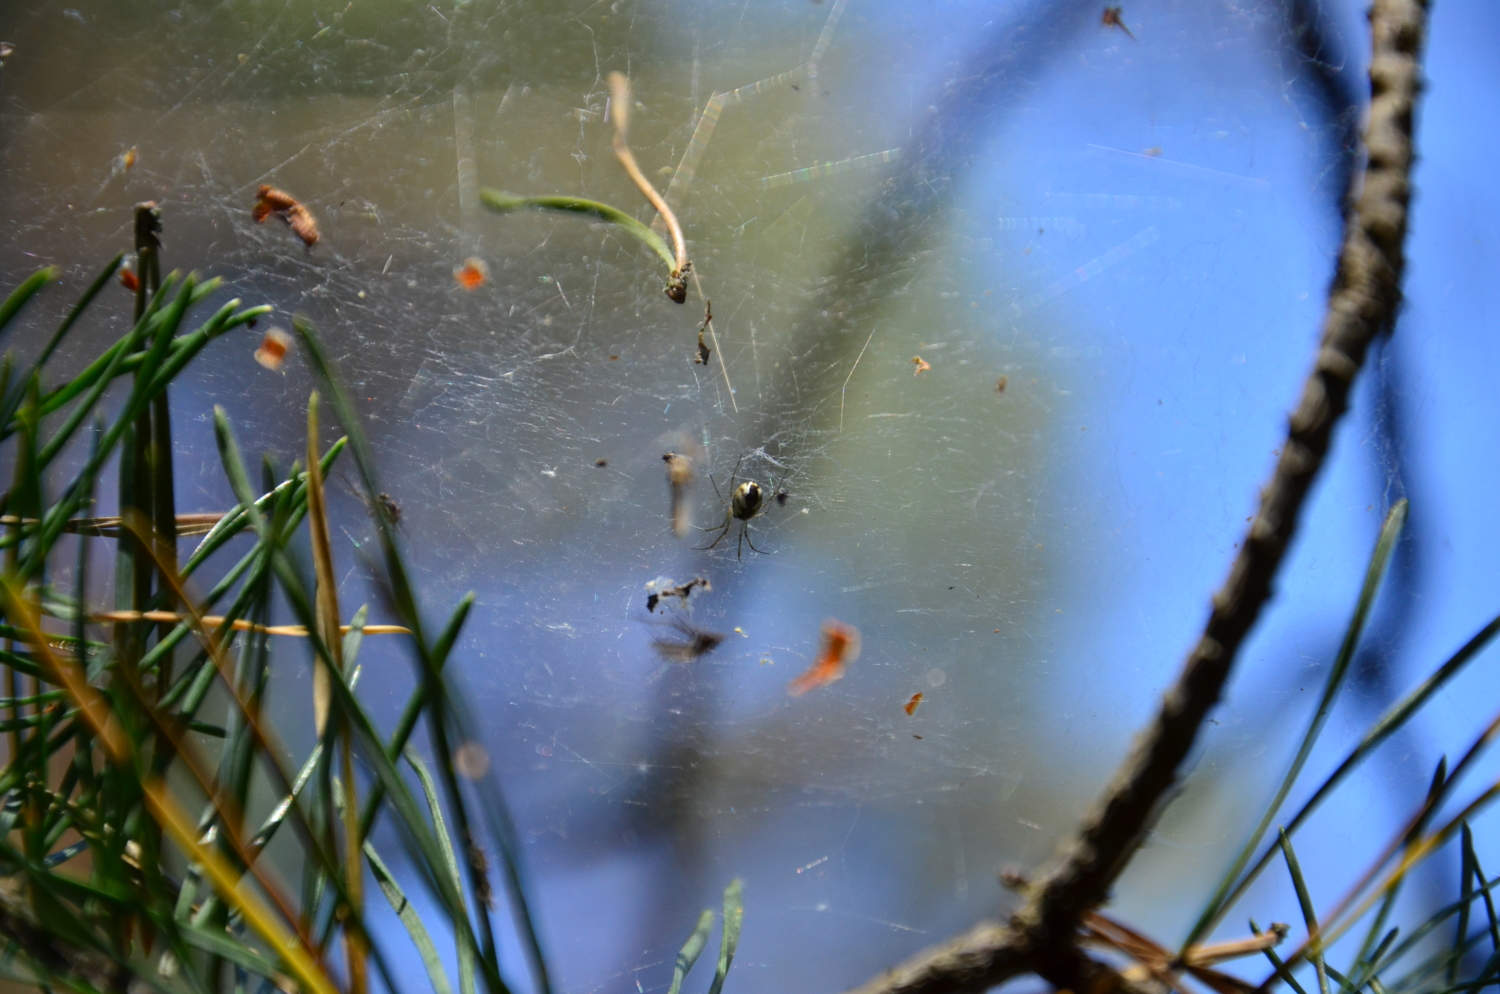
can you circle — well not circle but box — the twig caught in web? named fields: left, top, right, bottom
left=840, top=0, right=1429, bottom=988
left=608, top=72, right=691, bottom=303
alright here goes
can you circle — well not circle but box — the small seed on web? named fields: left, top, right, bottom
left=454, top=742, right=490, bottom=780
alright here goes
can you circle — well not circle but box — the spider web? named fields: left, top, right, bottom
left=0, top=0, right=1469, bottom=991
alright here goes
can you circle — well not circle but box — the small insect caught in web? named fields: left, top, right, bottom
left=340, top=475, right=402, bottom=529
left=903, top=692, right=924, bottom=715
left=254, top=327, right=294, bottom=371
left=695, top=300, right=713, bottom=365
left=1101, top=5, right=1136, bottom=39
left=253, top=185, right=319, bottom=248
left=996, top=375, right=1008, bottom=394
left=118, top=266, right=140, bottom=292
left=371, top=492, right=402, bottom=527
left=912, top=356, right=931, bottom=376
left=788, top=619, right=860, bottom=696
left=646, top=575, right=711, bottom=614
left=454, top=256, right=489, bottom=290
left=109, top=146, right=138, bottom=178
left=650, top=616, right=727, bottom=664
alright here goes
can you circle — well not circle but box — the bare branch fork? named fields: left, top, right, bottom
left=843, top=0, right=1429, bottom=991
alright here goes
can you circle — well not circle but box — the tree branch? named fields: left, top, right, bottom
left=840, top=0, right=1429, bottom=988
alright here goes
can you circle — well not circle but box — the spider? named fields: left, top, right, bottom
left=696, top=456, right=782, bottom=558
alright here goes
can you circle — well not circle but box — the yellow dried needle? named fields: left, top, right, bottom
left=307, top=392, right=368, bottom=994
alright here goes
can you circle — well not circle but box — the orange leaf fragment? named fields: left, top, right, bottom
left=253, top=185, right=319, bottom=247
left=903, top=692, right=924, bottom=716
left=454, top=257, right=489, bottom=290
left=254, top=327, right=294, bottom=371
left=788, top=619, right=860, bottom=697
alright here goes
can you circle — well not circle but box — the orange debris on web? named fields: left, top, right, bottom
left=1102, top=5, right=1136, bottom=39
left=912, top=356, right=931, bottom=376
left=254, top=328, right=293, bottom=371
left=903, top=692, right=924, bottom=716
left=788, top=619, right=861, bottom=697
left=118, top=268, right=139, bottom=292
left=253, top=185, right=319, bottom=248
left=454, top=257, right=489, bottom=290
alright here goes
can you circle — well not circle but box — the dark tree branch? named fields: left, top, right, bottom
left=840, top=0, right=1429, bottom=988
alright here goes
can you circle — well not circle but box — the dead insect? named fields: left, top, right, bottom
left=788, top=619, right=860, bottom=696
left=663, top=451, right=694, bottom=538
left=253, top=185, right=320, bottom=248
left=118, top=267, right=140, bottom=292
left=773, top=487, right=791, bottom=507
left=594, top=457, right=609, bottom=468
left=664, top=261, right=692, bottom=305
left=454, top=256, right=489, bottom=290
left=113, top=146, right=138, bottom=175
left=912, top=356, right=931, bottom=376
left=651, top=616, right=726, bottom=663
left=372, top=492, right=402, bottom=527
left=339, top=475, right=402, bottom=528
left=646, top=576, right=711, bottom=614
left=695, top=300, right=713, bottom=365
left=903, top=692, right=924, bottom=715
left=1101, top=6, right=1136, bottom=39
left=254, top=327, right=294, bottom=371
left=996, top=374, right=1009, bottom=393
left=697, top=456, right=773, bottom=559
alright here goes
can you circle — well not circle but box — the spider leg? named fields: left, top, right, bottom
left=694, top=512, right=732, bottom=550
left=741, top=522, right=767, bottom=555
left=696, top=507, right=732, bottom=533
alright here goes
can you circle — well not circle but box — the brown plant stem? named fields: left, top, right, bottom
left=607, top=72, right=690, bottom=295
left=841, top=0, right=1428, bottom=989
